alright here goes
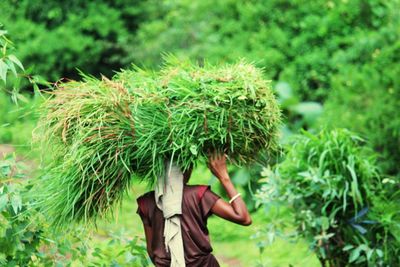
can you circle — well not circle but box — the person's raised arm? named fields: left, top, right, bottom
left=207, top=153, right=252, bottom=226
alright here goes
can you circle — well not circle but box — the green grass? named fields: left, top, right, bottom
left=0, top=91, right=41, bottom=157
left=212, top=238, right=318, bottom=267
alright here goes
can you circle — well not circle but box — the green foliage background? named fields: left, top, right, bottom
left=1, top=0, right=400, bottom=266
left=0, top=0, right=397, bottom=98
left=0, top=0, right=153, bottom=80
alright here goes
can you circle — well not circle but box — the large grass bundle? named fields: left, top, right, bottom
left=33, top=77, right=141, bottom=226
left=33, top=58, right=281, bottom=227
left=119, top=59, right=281, bottom=177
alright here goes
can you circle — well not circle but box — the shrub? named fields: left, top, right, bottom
left=0, top=0, right=154, bottom=81
left=322, top=35, right=400, bottom=175
left=0, top=26, right=25, bottom=88
left=131, top=0, right=398, bottom=101
left=0, top=25, right=50, bottom=154
left=0, top=154, right=149, bottom=266
left=255, top=129, right=400, bottom=266
left=0, top=154, right=79, bottom=266
left=0, top=91, right=41, bottom=154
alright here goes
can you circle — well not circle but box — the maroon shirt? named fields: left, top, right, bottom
left=137, top=185, right=221, bottom=267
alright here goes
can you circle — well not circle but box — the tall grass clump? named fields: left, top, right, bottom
left=256, top=129, right=399, bottom=266
left=33, top=58, right=281, bottom=227
left=32, top=76, right=140, bottom=227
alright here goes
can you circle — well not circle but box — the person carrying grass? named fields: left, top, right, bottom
left=136, top=153, right=252, bottom=267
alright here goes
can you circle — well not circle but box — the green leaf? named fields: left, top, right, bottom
left=349, top=248, right=361, bottom=263
left=6, top=59, right=17, bottom=77
left=1, top=163, right=12, bottom=177
left=320, top=216, right=329, bottom=230
left=275, top=82, right=293, bottom=100
left=366, top=249, right=373, bottom=260
left=8, top=55, right=24, bottom=71
left=376, top=249, right=383, bottom=258
left=16, top=93, right=29, bottom=104
left=0, top=194, right=8, bottom=211
left=355, top=255, right=366, bottom=264
left=33, top=83, right=40, bottom=95
left=292, top=102, right=323, bottom=124
left=11, top=91, right=18, bottom=104
left=11, top=194, right=22, bottom=214
left=32, top=75, right=50, bottom=86
left=189, top=145, right=197, bottom=156
left=343, top=244, right=354, bottom=251
left=0, top=60, right=8, bottom=82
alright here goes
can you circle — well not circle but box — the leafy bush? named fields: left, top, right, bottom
left=255, top=129, right=400, bottom=266
left=0, top=0, right=155, bottom=81
left=131, top=0, right=398, bottom=101
left=0, top=155, right=40, bottom=266
left=0, top=154, right=70, bottom=266
left=0, top=154, right=150, bottom=266
left=322, top=32, right=400, bottom=175
left=0, top=91, right=41, bottom=154
left=0, top=25, right=49, bottom=156
left=0, top=26, right=25, bottom=88
left=274, top=81, right=323, bottom=142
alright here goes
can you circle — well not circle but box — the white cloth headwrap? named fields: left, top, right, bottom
left=155, top=159, right=186, bottom=267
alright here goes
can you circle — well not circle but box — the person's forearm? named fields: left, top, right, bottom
left=219, top=172, right=251, bottom=223
left=218, top=172, right=237, bottom=198
left=208, top=153, right=252, bottom=225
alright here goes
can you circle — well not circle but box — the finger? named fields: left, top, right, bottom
left=213, top=151, right=219, bottom=160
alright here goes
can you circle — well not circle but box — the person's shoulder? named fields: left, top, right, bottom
left=185, top=184, right=210, bottom=191
left=137, top=191, right=155, bottom=215
left=137, top=191, right=155, bottom=202
left=184, top=184, right=211, bottom=200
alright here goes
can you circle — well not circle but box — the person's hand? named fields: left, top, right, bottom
left=207, top=153, right=229, bottom=181
left=208, top=153, right=252, bottom=226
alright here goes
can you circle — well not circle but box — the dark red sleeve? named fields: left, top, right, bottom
left=136, top=196, right=151, bottom=226
left=199, top=186, right=221, bottom=218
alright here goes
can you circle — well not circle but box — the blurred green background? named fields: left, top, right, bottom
left=0, top=0, right=399, bottom=266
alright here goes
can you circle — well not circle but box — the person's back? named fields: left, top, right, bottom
left=137, top=154, right=252, bottom=267
left=137, top=185, right=220, bottom=266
